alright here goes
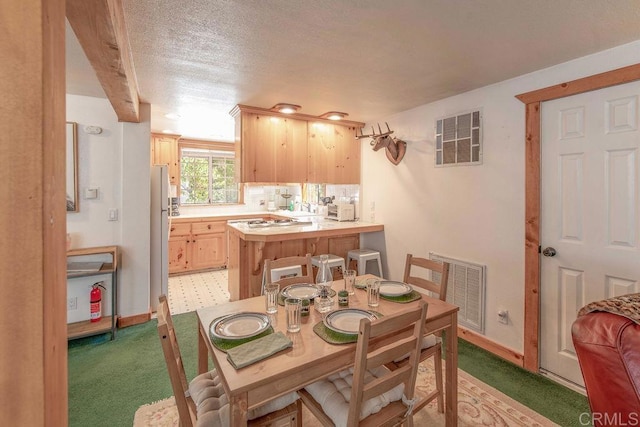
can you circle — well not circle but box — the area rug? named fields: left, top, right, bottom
left=133, top=360, right=558, bottom=426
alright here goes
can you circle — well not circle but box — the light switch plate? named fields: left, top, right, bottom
left=85, top=188, right=98, bottom=199
left=108, top=208, right=118, bottom=221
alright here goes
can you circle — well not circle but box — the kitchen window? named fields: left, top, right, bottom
left=180, top=142, right=239, bottom=205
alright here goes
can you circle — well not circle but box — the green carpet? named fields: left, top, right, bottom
left=68, top=312, right=589, bottom=427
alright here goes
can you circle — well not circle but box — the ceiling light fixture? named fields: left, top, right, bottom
left=164, top=113, right=181, bottom=120
left=271, top=103, right=301, bottom=114
left=319, top=111, right=348, bottom=121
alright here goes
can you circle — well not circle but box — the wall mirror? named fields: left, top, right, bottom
left=66, top=122, right=79, bottom=212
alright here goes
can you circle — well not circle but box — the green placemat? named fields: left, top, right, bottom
left=380, top=290, right=422, bottom=303
left=313, top=311, right=384, bottom=344
left=209, top=325, right=275, bottom=352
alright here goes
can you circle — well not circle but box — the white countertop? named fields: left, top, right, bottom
left=226, top=218, right=384, bottom=242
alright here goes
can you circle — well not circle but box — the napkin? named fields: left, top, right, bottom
left=226, top=331, right=292, bottom=369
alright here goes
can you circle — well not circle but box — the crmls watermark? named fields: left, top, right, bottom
left=580, top=412, right=640, bottom=426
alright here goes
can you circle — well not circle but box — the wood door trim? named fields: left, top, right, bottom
left=516, top=63, right=640, bottom=372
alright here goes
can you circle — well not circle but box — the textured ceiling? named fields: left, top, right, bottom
left=66, top=0, right=640, bottom=141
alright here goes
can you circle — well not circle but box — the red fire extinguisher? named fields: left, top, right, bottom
left=90, top=282, right=106, bottom=323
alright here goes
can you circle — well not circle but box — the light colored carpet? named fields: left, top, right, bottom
left=133, top=359, right=558, bottom=426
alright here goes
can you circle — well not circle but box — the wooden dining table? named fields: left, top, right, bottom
left=196, top=274, right=459, bottom=426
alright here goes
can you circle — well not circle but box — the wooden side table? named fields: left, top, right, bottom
left=66, top=246, right=119, bottom=340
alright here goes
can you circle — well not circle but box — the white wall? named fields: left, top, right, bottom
left=66, top=95, right=151, bottom=321
left=360, top=40, right=640, bottom=352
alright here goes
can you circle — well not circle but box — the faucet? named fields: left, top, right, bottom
left=301, top=203, right=311, bottom=212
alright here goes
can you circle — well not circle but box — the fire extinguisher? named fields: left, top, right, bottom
left=90, top=281, right=107, bottom=323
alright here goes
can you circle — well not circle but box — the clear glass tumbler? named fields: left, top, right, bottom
left=265, top=283, right=279, bottom=314
left=343, top=269, right=356, bottom=295
left=367, top=279, right=380, bottom=308
left=285, top=298, right=301, bottom=333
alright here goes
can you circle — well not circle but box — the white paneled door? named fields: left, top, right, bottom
left=540, top=81, right=640, bottom=387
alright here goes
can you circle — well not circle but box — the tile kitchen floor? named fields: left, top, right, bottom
left=168, top=269, right=230, bottom=315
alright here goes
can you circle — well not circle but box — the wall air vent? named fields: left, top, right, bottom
left=430, top=253, right=486, bottom=333
left=435, top=109, right=482, bottom=166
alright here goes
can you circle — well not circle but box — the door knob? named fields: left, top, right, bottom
left=542, top=247, right=557, bottom=257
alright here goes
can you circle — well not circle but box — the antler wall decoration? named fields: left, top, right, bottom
left=356, top=122, right=407, bottom=165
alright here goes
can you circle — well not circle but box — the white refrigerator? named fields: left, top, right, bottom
left=150, top=164, right=169, bottom=310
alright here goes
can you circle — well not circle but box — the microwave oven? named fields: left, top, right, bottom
left=325, top=203, right=355, bottom=221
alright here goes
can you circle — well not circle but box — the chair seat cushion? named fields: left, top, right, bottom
left=303, top=365, right=404, bottom=426
left=189, top=369, right=298, bottom=426
left=393, top=334, right=438, bottom=363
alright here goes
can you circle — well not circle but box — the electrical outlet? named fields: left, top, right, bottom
left=67, top=297, right=77, bottom=311
left=498, top=309, right=509, bottom=324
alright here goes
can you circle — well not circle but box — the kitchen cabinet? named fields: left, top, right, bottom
left=190, top=221, right=227, bottom=270
left=168, top=223, right=191, bottom=274
left=152, top=132, right=180, bottom=185
left=234, top=111, right=308, bottom=183
left=308, top=121, right=361, bottom=184
left=231, top=105, right=364, bottom=184
left=169, top=219, right=227, bottom=274
left=67, top=246, right=119, bottom=340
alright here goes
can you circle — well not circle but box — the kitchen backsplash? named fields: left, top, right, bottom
left=179, top=183, right=360, bottom=217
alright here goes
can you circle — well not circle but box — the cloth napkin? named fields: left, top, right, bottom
left=226, top=331, right=292, bottom=369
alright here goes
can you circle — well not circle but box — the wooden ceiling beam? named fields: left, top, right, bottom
left=66, top=0, right=140, bottom=122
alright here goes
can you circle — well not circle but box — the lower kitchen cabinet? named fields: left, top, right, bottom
left=190, top=221, right=227, bottom=270
left=169, top=219, right=227, bottom=274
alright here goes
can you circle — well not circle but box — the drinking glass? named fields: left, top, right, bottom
left=367, top=279, right=380, bottom=308
left=344, top=269, right=356, bottom=295
left=264, top=283, right=279, bottom=314
left=285, top=298, right=302, bottom=333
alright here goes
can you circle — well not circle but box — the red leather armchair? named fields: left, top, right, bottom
left=572, top=311, right=640, bottom=426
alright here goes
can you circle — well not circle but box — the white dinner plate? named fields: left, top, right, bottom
left=210, top=312, right=270, bottom=340
left=281, top=284, right=320, bottom=299
left=323, top=309, right=378, bottom=335
left=378, top=281, right=413, bottom=296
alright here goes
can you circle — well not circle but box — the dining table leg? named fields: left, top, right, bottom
left=445, top=312, right=458, bottom=426
left=230, top=393, right=249, bottom=425
left=198, top=323, right=208, bottom=374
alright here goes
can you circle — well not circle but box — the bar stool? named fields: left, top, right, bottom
left=311, top=254, right=346, bottom=276
left=347, top=249, right=383, bottom=277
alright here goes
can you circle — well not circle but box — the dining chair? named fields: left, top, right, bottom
left=157, top=295, right=302, bottom=427
left=387, top=254, right=450, bottom=414
left=264, top=254, right=314, bottom=288
left=299, top=301, right=428, bottom=426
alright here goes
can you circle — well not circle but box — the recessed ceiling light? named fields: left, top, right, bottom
left=164, top=113, right=181, bottom=120
left=319, top=111, right=348, bottom=120
left=271, top=103, right=301, bottom=114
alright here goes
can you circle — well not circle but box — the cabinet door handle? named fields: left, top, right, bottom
left=207, top=224, right=211, bottom=229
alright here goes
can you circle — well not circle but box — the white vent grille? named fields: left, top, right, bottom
left=435, top=109, right=482, bottom=166
left=430, top=253, right=485, bottom=333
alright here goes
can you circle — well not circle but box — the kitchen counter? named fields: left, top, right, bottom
left=227, top=220, right=383, bottom=242
left=227, top=219, right=384, bottom=300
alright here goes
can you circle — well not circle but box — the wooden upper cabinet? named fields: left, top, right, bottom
left=231, top=105, right=363, bottom=184
left=151, top=133, right=180, bottom=185
left=236, top=112, right=308, bottom=183
left=308, top=122, right=360, bottom=184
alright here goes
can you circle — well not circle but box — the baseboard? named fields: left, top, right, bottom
left=118, top=312, right=151, bottom=328
left=458, top=327, right=525, bottom=368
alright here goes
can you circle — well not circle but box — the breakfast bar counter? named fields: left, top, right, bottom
left=227, top=220, right=384, bottom=300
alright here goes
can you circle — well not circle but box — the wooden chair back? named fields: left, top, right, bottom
left=299, top=301, right=427, bottom=426
left=347, top=301, right=427, bottom=425
left=265, top=254, right=314, bottom=287
left=157, top=295, right=196, bottom=427
left=403, top=254, right=450, bottom=301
